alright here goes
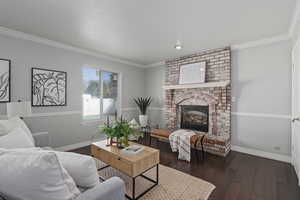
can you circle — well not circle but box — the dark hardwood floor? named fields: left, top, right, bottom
left=71, top=138, right=300, bottom=200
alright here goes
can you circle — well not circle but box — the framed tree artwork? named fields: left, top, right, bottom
left=0, top=59, right=11, bottom=103
left=31, top=68, right=67, bottom=106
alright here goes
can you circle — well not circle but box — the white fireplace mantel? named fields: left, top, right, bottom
left=163, top=80, right=230, bottom=90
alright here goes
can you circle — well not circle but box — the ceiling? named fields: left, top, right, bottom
left=0, top=0, right=296, bottom=65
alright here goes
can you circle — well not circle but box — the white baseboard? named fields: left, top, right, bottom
left=231, top=145, right=291, bottom=163
left=54, top=140, right=93, bottom=152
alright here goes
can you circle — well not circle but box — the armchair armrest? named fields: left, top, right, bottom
left=0, top=192, right=22, bottom=200
left=32, top=132, right=50, bottom=147
left=76, top=177, right=125, bottom=200
left=0, top=193, right=7, bottom=200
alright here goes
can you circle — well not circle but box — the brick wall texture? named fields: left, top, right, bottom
left=164, top=47, right=231, bottom=156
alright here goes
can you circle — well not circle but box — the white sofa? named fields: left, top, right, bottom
left=0, top=118, right=125, bottom=200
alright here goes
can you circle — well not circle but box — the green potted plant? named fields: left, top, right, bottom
left=100, top=116, right=134, bottom=148
left=134, top=97, right=152, bottom=127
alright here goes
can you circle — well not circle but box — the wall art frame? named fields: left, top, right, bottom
left=31, top=67, right=67, bottom=107
left=0, top=59, right=11, bottom=103
left=179, top=61, right=206, bottom=84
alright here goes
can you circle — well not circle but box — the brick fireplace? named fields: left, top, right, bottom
left=164, top=47, right=231, bottom=156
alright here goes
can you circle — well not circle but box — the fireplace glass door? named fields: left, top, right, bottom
left=180, top=105, right=209, bottom=132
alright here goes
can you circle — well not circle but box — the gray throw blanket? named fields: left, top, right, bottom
left=169, top=129, right=196, bottom=162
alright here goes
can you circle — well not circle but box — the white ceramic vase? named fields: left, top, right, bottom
left=139, top=115, right=148, bottom=127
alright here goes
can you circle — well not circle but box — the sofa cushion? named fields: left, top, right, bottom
left=0, top=117, right=34, bottom=144
left=0, top=127, right=35, bottom=149
left=54, top=151, right=100, bottom=188
left=12, top=147, right=100, bottom=189
left=0, top=148, right=80, bottom=200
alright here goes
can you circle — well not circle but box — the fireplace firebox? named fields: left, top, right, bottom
left=180, top=105, right=209, bottom=132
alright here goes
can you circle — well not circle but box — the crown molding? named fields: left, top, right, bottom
left=147, top=34, right=291, bottom=67
left=0, top=26, right=146, bottom=68
left=231, top=34, right=291, bottom=51
left=0, top=5, right=297, bottom=69
left=145, top=61, right=165, bottom=68
left=289, top=0, right=300, bottom=37
left=146, top=1, right=300, bottom=67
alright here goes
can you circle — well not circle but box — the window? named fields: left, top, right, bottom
left=83, top=67, right=119, bottom=121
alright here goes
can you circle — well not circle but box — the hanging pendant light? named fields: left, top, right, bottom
left=174, top=40, right=183, bottom=50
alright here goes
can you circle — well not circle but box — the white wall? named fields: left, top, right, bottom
left=0, top=29, right=292, bottom=156
left=145, top=40, right=292, bottom=157
left=0, top=34, right=145, bottom=148
left=144, top=66, right=165, bottom=128
left=291, top=19, right=300, bottom=179
left=231, top=40, right=292, bottom=156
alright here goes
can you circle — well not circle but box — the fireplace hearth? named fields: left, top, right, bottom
left=180, top=105, right=209, bottom=132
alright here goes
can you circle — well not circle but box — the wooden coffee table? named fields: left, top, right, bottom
left=91, top=140, right=160, bottom=200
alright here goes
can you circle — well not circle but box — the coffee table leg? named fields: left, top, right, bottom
left=126, top=164, right=159, bottom=200
left=132, top=177, right=136, bottom=200
left=156, top=164, right=159, bottom=184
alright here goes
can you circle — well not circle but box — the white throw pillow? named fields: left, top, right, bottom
left=7, top=148, right=100, bottom=188
left=0, top=148, right=80, bottom=200
left=0, top=127, right=35, bottom=149
left=54, top=151, right=100, bottom=188
left=0, top=117, right=35, bottom=144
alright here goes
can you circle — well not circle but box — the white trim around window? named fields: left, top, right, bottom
left=81, top=66, right=122, bottom=123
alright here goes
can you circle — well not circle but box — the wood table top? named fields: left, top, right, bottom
left=92, top=140, right=159, bottom=164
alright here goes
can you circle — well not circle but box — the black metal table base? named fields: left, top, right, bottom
left=98, top=164, right=159, bottom=200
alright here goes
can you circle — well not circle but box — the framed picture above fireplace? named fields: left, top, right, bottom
left=179, top=61, right=206, bottom=84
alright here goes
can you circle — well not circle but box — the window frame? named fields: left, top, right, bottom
left=82, top=66, right=122, bottom=124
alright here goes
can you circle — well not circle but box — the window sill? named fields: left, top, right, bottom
left=80, top=119, right=104, bottom=126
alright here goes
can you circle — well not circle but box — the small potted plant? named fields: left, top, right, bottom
left=100, top=116, right=134, bottom=148
left=134, top=97, right=152, bottom=127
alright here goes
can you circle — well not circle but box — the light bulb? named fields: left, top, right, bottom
left=174, top=40, right=183, bottom=50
